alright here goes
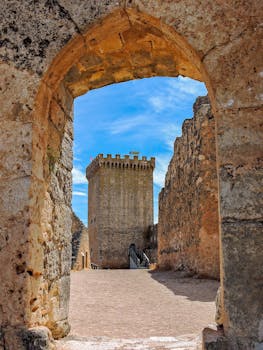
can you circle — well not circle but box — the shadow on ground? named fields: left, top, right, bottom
left=149, top=269, right=219, bottom=302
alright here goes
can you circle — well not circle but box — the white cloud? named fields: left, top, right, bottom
left=73, top=191, right=87, bottom=197
left=72, top=167, right=87, bottom=184
left=104, top=111, right=181, bottom=152
left=148, top=76, right=207, bottom=114
left=148, top=96, right=167, bottom=113
left=170, top=76, right=205, bottom=95
left=107, top=115, right=148, bottom=135
left=73, top=142, right=83, bottom=158
left=153, top=154, right=172, bottom=188
left=148, top=92, right=174, bottom=113
left=161, top=123, right=181, bottom=151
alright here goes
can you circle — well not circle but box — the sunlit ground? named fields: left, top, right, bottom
left=57, top=269, right=218, bottom=350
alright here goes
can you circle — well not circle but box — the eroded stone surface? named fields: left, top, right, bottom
left=158, top=96, right=219, bottom=279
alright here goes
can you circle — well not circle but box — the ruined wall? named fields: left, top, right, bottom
left=71, top=212, right=90, bottom=270
left=158, top=96, right=219, bottom=279
left=87, top=154, right=155, bottom=268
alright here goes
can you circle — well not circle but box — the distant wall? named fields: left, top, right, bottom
left=144, top=224, right=158, bottom=264
left=71, top=212, right=90, bottom=270
left=158, top=96, right=219, bottom=279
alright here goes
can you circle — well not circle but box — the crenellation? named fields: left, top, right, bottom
left=86, top=154, right=155, bottom=180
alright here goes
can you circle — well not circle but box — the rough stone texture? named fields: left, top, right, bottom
left=158, top=96, right=219, bottom=279
left=62, top=8, right=201, bottom=97
left=21, top=326, right=56, bottom=350
left=0, top=326, right=55, bottom=350
left=33, top=83, right=73, bottom=341
left=0, top=1, right=262, bottom=349
left=143, top=224, right=158, bottom=264
left=0, top=73, right=74, bottom=347
left=86, top=154, right=155, bottom=268
left=71, top=212, right=90, bottom=270
left=202, top=327, right=228, bottom=350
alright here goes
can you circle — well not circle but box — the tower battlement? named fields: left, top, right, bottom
left=86, top=153, right=155, bottom=180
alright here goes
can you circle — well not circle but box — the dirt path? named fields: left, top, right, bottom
left=57, top=269, right=219, bottom=349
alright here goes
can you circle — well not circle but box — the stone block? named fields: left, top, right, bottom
left=52, top=204, right=72, bottom=243
left=0, top=177, right=30, bottom=217
left=61, top=243, right=72, bottom=276
left=47, top=276, right=70, bottom=339
left=0, top=63, right=40, bottom=122
left=60, top=131, right=73, bottom=172
left=216, top=107, right=263, bottom=165
left=53, top=82, right=74, bottom=118
left=49, top=99, right=66, bottom=133
left=202, top=327, right=229, bottom=350
left=217, top=107, right=263, bottom=221
left=203, top=26, right=263, bottom=110
left=0, top=120, right=32, bottom=180
left=22, top=327, right=55, bottom=350
left=99, top=34, right=123, bottom=53
left=221, top=221, right=263, bottom=340
left=0, top=326, right=56, bottom=349
left=44, top=249, right=60, bottom=282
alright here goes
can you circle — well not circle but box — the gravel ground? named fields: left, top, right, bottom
left=57, top=269, right=219, bottom=349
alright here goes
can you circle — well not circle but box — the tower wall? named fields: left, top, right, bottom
left=86, top=154, right=155, bottom=268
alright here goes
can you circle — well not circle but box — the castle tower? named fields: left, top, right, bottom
left=86, top=153, right=155, bottom=268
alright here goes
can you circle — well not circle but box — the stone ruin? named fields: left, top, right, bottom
left=0, top=1, right=262, bottom=349
left=158, top=96, right=219, bottom=279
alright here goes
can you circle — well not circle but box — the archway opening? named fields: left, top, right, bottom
left=66, top=75, right=220, bottom=345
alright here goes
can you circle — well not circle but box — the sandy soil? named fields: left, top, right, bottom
left=57, top=269, right=219, bottom=349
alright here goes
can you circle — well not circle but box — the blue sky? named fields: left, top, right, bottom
left=72, top=76, right=207, bottom=225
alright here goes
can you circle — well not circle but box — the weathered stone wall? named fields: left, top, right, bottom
left=38, top=83, right=74, bottom=339
left=87, top=154, right=155, bottom=268
left=71, top=212, right=90, bottom=270
left=0, top=71, right=73, bottom=346
left=0, top=1, right=262, bottom=349
left=158, top=96, right=219, bottom=279
left=144, top=224, right=158, bottom=264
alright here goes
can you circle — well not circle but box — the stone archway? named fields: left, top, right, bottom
left=33, top=8, right=211, bottom=338
left=0, top=2, right=262, bottom=349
